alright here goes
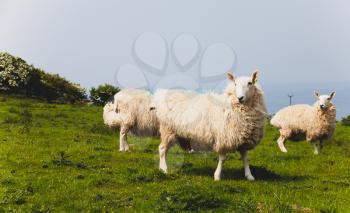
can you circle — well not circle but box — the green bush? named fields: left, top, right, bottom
left=38, top=72, right=86, bottom=103
left=341, top=115, right=350, bottom=126
left=89, top=84, right=120, bottom=105
left=0, top=52, right=86, bottom=103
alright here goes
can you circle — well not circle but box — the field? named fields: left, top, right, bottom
left=0, top=95, right=349, bottom=212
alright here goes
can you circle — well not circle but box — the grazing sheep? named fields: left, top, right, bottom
left=103, top=89, right=159, bottom=151
left=270, top=91, right=336, bottom=154
left=153, top=70, right=267, bottom=181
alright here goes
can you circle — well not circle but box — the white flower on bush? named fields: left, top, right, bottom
left=0, top=53, right=32, bottom=90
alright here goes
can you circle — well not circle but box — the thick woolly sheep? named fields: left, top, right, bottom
left=153, top=70, right=267, bottom=181
left=270, top=91, right=336, bottom=154
left=103, top=89, right=159, bottom=151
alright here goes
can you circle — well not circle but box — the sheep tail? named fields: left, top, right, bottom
left=270, top=115, right=280, bottom=128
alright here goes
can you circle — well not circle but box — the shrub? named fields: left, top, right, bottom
left=0, top=52, right=86, bottom=103
left=38, top=71, right=86, bottom=103
left=89, top=84, right=120, bottom=105
left=0, top=52, right=34, bottom=92
left=341, top=115, right=350, bottom=126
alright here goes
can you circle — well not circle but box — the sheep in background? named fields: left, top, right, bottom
left=103, top=89, right=159, bottom=151
left=270, top=91, right=336, bottom=154
left=153, top=70, right=267, bottom=181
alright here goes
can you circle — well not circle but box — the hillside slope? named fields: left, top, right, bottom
left=0, top=96, right=349, bottom=212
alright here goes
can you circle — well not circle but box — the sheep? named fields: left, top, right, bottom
left=270, top=91, right=336, bottom=154
left=103, top=89, right=192, bottom=152
left=103, top=89, right=159, bottom=151
left=152, top=70, right=267, bottom=181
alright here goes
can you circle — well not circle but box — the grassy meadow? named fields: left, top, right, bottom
left=0, top=95, right=349, bottom=212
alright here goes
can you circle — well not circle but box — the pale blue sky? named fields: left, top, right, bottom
left=0, top=0, right=349, bottom=117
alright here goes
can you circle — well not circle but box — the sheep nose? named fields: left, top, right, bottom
left=320, top=104, right=325, bottom=109
left=238, top=96, right=244, bottom=103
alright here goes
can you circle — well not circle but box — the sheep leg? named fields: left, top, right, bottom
left=319, top=140, right=324, bottom=154
left=313, top=141, right=319, bottom=155
left=159, top=129, right=176, bottom=173
left=240, top=150, right=255, bottom=181
left=119, top=126, right=129, bottom=152
left=214, top=154, right=226, bottom=181
left=277, top=136, right=287, bottom=153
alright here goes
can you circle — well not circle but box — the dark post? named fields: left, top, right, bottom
left=287, top=94, right=294, bottom=106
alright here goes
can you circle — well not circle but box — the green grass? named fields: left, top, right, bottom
left=0, top=95, right=349, bottom=212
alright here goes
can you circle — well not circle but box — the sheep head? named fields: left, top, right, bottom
left=226, top=70, right=260, bottom=105
left=314, top=91, right=336, bottom=110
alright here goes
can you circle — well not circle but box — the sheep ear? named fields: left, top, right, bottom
left=329, top=91, right=336, bottom=99
left=252, top=70, right=259, bottom=84
left=227, top=72, right=235, bottom=82
left=314, top=91, right=320, bottom=98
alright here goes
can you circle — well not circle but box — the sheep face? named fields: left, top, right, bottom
left=227, top=70, right=259, bottom=104
left=314, top=91, right=336, bottom=110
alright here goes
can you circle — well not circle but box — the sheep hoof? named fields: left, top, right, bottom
left=119, top=144, right=130, bottom=152
left=278, top=144, right=288, bottom=153
left=159, top=167, right=168, bottom=174
left=246, top=175, right=255, bottom=181
left=314, top=151, right=319, bottom=155
left=214, top=169, right=222, bottom=181
left=119, top=147, right=130, bottom=152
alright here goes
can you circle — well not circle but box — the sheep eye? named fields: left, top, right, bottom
left=248, top=82, right=253, bottom=86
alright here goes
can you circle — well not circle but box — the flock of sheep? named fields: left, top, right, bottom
left=103, top=70, right=337, bottom=181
